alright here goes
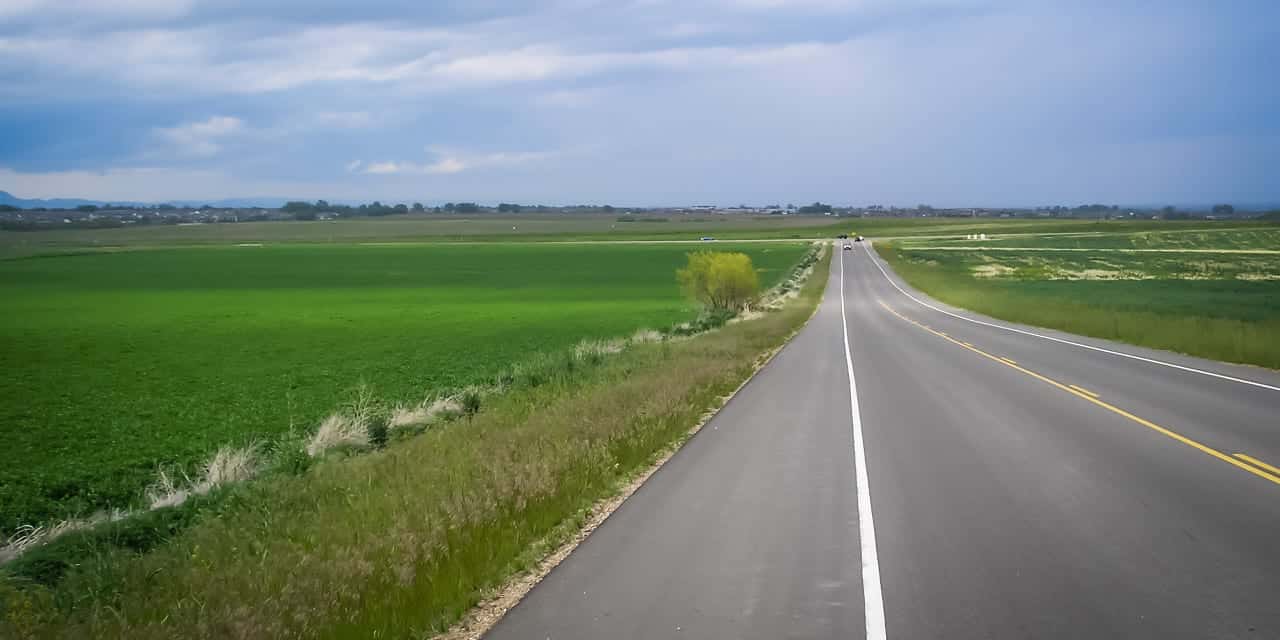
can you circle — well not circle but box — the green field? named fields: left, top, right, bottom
left=3, top=213, right=1268, bottom=260
left=877, top=227, right=1280, bottom=369
left=0, top=214, right=836, bottom=259
left=0, top=242, right=806, bottom=531
left=898, top=226, right=1280, bottom=250
left=1, top=247, right=831, bottom=640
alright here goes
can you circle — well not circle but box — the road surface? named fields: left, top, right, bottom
left=486, top=242, right=1280, bottom=639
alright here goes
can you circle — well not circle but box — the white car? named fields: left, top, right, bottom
left=843, top=243, right=853, bottom=250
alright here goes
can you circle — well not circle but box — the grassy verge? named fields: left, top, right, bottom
left=876, top=243, right=1280, bottom=369
left=0, top=248, right=831, bottom=639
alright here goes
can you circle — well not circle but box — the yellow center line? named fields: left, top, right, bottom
left=1069, top=384, right=1100, bottom=398
left=1235, top=453, right=1280, bottom=479
left=1000, top=357, right=1018, bottom=365
left=875, top=299, right=1280, bottom=487
left=960, top=341, right=973, bottom=348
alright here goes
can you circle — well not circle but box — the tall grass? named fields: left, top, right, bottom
left=0, top=251, right=831, bottom=639
left=877, top=244, right=1280, bottom=369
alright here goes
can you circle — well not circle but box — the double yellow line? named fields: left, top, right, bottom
left=876, top=299, right=1280, bottom=487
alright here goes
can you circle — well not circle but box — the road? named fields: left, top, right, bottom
left=486, top=242, right=1280, bottom=639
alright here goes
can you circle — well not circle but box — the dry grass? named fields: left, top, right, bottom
left=391, top=394, right=471, bottom=429
left=146, top=445, right=260, bottom=510
left=304, top=414, right=370, bottom=457
left=0, top=513, right=126, bottom=565
left=573, top=338, right=626, bottom=359
left=629, top=328, right=664, bottom=344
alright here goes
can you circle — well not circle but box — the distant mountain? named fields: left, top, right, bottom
left=0, top=190, right=117, bottom=210
left=0, top=191, right=288, bottom=209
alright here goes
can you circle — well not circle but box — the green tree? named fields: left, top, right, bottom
left=412, top=202, right=425, bottom=212
left=797, top=202, right=833, bottom=214
left=677, top=251, right=760, bottom=312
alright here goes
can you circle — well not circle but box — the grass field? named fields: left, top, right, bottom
left=0, top=214, right=834, bottom=259
left=899, top=226, right=1280, bottom=250
left=0, top=245, right=831, bottom=640
left=877, top=227, right=1280, bottom=369
left=0, top=242, right=807, bottom=532
left=3, top=213, right=1269, bottom=260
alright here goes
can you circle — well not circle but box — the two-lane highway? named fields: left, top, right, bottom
left=487, top=242, right=1280, bottom=639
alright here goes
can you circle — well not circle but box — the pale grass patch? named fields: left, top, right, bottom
left=306, top=413, right=370, bottom=457
left=1, top=512, right=126, bottom=564
left=971, top=264, right=1015, bottom=278
left=729, top=309, right=765, bottom=323
left=389, top=404, right=432, bottom=428
left=389, top=394, right=465, bottom=430
left=3, top=445, right=259, bottom=562
left=1236, top=272, right=1280, bottom=281
left=629, top=328, right=663, bottom=344
left=145, top=467, right=193, bottom=510
left=1047, top=268, right=1152, bottom=281
left=574, top=338, right=625, bottom=359
left=146, top=444, right=260, bottom=510
left=200, top=444, right=259, bottom=488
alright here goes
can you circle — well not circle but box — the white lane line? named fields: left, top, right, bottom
left=839, top=245, right=888, bottom=640
left=860, top=243, right=1280, bottom=393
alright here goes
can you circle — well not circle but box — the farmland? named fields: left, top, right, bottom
left=0, top=214, right=836, bottom=259
left=1, top=246, right=831, bottom=639
left=0, top=241, right=808, bottom=532
left=899, top=226, right=1280, bottom=250
left=3, top=213, right=1269, bottom=260
left=876, top=226, right=1280, bottom=369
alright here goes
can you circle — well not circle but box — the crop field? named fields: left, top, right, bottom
left=3, top=213, right=1266, bottom=260
left=877, top=227, right=1280, bottom=369
left=0, top=214, right=838, bottom=259
left=0, top=242, right=807, bottom=531
left=899, top=226, right=1280, bottom=251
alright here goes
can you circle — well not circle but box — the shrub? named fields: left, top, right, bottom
left=368, top=417, right=390, bottom=448
left=677, top=251, right=760, bottom=312
left=461, top=390, right=482, bottom=416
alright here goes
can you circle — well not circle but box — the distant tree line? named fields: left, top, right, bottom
left=275, top=200, right=623, bottom=220
left=797, top=202, right=833, bottom=214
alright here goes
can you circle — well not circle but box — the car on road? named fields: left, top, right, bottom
left=855, top=235, right=864, bottom=242
left=700, top=236, right=716, bottom=241
left=843, top=243, right=853, bottom=250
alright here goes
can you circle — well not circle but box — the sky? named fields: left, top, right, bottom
left=1, top=0, right=1277, bottom=207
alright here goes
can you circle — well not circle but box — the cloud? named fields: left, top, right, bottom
left=0, top=18, right=841, bottom=98
left=534, top=87, right=609, bottom=109
left=361, top=147, right=560, bottom=176
left=0, top=1, right=1276, bottom=205
left=311, top=111, right=375, bottom=129
left=0, top=165, right=339, bottom=201
left=0, top=0, right=192, bottom=21
left=153, top=115, right=244, bottom=156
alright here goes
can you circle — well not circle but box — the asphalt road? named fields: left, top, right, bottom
left=486, top=242, right=1280, bottom=639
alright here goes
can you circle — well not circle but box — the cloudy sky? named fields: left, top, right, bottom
left=1, top=0, right=1276, bottom=206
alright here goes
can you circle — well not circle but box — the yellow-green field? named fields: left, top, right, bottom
left=877, top=226, right=1280, bottom=368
